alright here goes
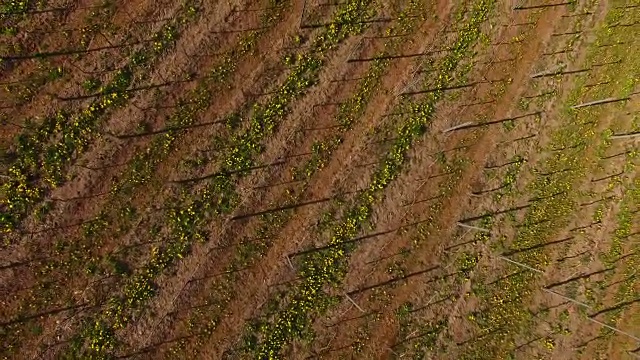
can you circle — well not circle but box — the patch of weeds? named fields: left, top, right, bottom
left=502, top=119, right=516, bottom=131
left=82, top=78, right=102, bottom=93
left=33, top=200, right=53, bottom=221
left=106, top=255, right=131, bottom=276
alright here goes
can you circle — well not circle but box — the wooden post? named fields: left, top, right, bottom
left=541, top=288, right=592, bottom=309
left=497, top=255, right=544, bottom=274
left=456, top=222, right=490, bottom=233
left=571, top=97, right=629, bottom=109
left=299, top=0, right=307, bottom=28
left=530, top=66, right=564, bottom=78
left=443, top=122, right=474, bottom=133
left=627, top=351, right=640, bottom=359
left=611, top=133, right=640, bottom=140
left=285, top=255, right=294, bottom=270
left=344, top=293, right=365, bottom=313
left=586, top=317, right=640, bottom=342
left=514, top=2, right=571, bottom=10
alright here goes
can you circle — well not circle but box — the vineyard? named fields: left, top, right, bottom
left=0, top=0, right=639, bottom=359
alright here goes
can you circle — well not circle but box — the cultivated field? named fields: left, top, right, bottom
left=1, top=0, right=639, bottom=359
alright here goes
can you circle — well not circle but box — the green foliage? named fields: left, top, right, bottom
left=106, top=256, right=130, bottom=276
left=0, top=0, right=31, bottom=15
left=456, top=252, right=479, bottom=280
left=0, top=1, right=203, bottom=235
left=84, top=320, right=116, bottom=355
left=47, top=66, right=64, bottom=81
left=412, top=320, right=448, bottom=359
left=82, top=78, right=102, bottom=93
left=396, top=302, right=414, bottom=321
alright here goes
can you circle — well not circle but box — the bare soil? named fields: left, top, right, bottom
left=1, top=0, right=639, bottom=359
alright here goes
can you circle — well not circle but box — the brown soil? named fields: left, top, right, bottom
left=2, top=0, right=639, bottom=359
